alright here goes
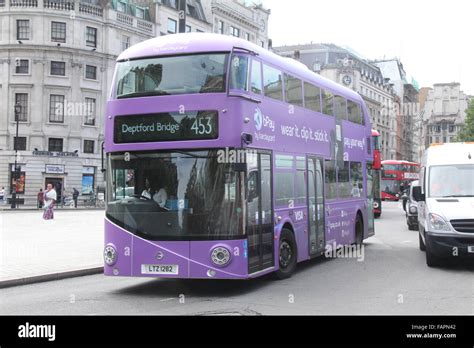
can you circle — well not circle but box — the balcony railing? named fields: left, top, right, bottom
left=137, top=19, right=153, bottom=33
left=117, top=12, right=133, bottom=27
left=79, top=2, right=102, bottom=17
left=10, top=0, right=38, bottom=7
left=44, top=0, right=74, bottom=10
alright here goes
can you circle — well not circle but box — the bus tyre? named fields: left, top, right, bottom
left=419, top=232, right=426, bottom=251
left=274, top=229, right=297, bottom=280
left=355, top=214, right=363, bottom=245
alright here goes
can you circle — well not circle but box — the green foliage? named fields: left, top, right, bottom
left=456, top=99, right=474, bottom=142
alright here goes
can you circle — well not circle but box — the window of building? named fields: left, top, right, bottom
left=15, top=59, right=29, bottom=74
left=186, top=25, right=191, bottom=32
left=263, top=64, right=283, bottom=101
left=85, top=65, right=97, bottom=80
left=261, top=41, right=265, bottom=47
left=322, top=89, right=334, bottom=116
left=347, top=100, right=363, bottom=124
left=449, top=125, right=455, bottom=133
left=84, top=140, right=94, bottom=154
left=16, top=20, right=30, bottom=40
left=167, top=18, right=177, bottom=34
left=334, top=95, right=347, bottom=120
left=50, top=61, right=66, bottom=76
left=84, top=97, right=96, bottom=125
left=14, top=136, right=27, bottom=151
left=121, top=35, right=130, bottom=51
left=15, top=93, right=28, bottom=121
left=48, top=138, right=63, bottom=152
left=49, top=95, right=65, bottom=123
left=284, top=74, right=303, bottom=107
left=245, top=32, right=250, bottom=41
left=187, top=4, right=198, bottom=17
left=250, top=59, right=262, bottom=94
left=230, top=26, right=240, bottom=37
left=196, top=29, right=204, bottom=33
left=51, top=21, right=66, bottom=43
left=135, top=7, right=145, bottom=19
left=86, top=26, right=97, bottom=47
left=304, top=82, right=321, bottom=113
left=218, top=20, right=224, bottom=34
left=117, top=1, right=126, bottom=12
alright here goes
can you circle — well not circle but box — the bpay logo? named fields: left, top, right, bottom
left=254, top=108, right=263, bottom=131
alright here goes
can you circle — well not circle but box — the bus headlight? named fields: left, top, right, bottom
left=104, top=244, right=118, bottom=266
left=428, top=213, right=451, bottom=232
left=409, top=205, right=417, bottom=214
left=211, top=246, right=231, bottom=267
left=373, top=201, right=379, bottom=209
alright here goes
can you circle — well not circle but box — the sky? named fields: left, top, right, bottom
left=261, top=0, right=474, bottom=95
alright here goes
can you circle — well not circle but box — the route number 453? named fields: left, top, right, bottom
left=191, top=117, right=213, bottom=135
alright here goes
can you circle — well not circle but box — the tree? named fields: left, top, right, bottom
left=456, top=99, right=474, bottom=142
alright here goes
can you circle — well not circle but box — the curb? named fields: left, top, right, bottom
left=0, top=267, right=104, bottom=289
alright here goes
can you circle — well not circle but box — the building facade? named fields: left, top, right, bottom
left=273, top=43, right=397, bottom=160
left=421, top=82, right=470, bottom=150
left=372, top=59, right=420, bottom=162
left=0, top=0, right=156, bottom=205
left=0, top=0, right=271, bottom=206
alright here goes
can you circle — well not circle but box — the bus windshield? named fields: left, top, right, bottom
left=106, top=150, right=244, bottom=240
left=115, top=53, right=229, bottom=99
left=429, top=164, right=474, bottom=198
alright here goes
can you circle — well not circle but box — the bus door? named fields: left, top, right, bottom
left=247, top=152, right=274, bottom=274
left=307, top=156, right=325, bottom=256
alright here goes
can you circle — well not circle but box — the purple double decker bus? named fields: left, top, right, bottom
left=104, top=33, right=375, bottom=280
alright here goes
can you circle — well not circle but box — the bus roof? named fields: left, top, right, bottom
left=117, top=33, right=364, bottom=104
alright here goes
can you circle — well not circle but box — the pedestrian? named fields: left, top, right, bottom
left=72, top=187, right=79, bottom=208
left=0, top=186, right=4, bottom=205
left=37, top=188, right=44, bottom=209
left=43, top=183, right=57, bottom=220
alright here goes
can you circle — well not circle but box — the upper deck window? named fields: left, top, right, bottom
left=322, top=89, right=334, bottom=116
left=115, top=53, right=228, bottom=99
left=347, top=100, right=363, bottom=125
left=304, top=82, right=321, bottom=113
left=284, top=74, right=303, bottom=107
left=334, top=95, right=347, bottom=120
left=263, top=64, right=283, bottom=101
left=250, top=59, right=262, bottom=94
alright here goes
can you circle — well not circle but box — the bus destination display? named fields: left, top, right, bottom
left=114, top=110, right=218, bottom=143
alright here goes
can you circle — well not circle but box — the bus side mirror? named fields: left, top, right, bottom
left=412, top=186, right=425, bottom=202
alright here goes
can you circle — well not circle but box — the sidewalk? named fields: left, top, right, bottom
left=0, top=209, right=104, bottom=288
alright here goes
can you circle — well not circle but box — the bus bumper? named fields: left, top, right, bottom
left=104, top=218, right=249, bottom=279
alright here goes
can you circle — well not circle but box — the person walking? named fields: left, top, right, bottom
left=37, top=188, right=44, bottom=209
left=72, top=188, right=79, bottom=208
left=43, top=183, right=57, bottom=220
left=0, top=187, right=5, bottom=205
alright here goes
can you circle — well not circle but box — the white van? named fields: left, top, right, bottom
left=412, top=143, right=474, bottom=267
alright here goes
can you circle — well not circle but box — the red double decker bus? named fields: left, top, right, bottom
left=381, top=160, right=420, bottom=200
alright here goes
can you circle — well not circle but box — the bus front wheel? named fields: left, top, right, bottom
left=274, top=228, right=297, bottom=280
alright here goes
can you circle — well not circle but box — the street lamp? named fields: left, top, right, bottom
left=11, top=102, right=21, bottom=209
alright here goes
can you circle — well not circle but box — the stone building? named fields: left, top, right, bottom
left=421, top=82, right=470, bottom=149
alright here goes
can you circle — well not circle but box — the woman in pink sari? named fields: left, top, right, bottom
left=43, top=183, right=57, bottom=220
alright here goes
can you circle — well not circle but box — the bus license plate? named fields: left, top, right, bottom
left=468, top=246, right=474, bottom=253
left=141, top=264, right=179, bottom=275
